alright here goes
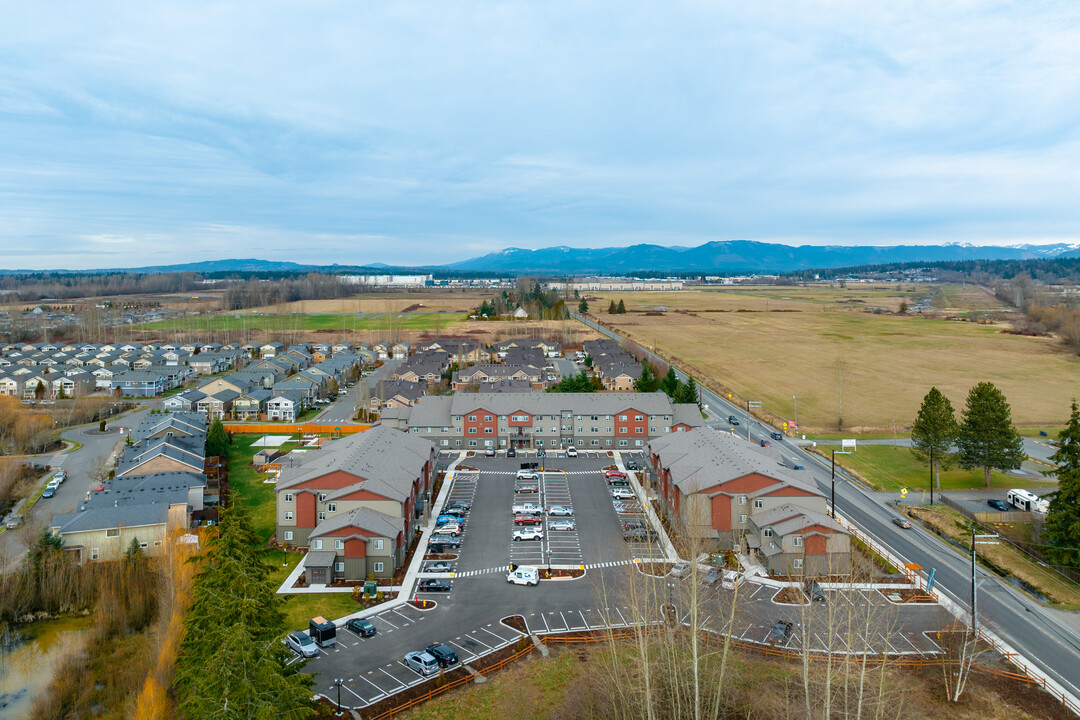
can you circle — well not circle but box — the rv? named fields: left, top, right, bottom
left=1006, top=488, right=1049, bottom=514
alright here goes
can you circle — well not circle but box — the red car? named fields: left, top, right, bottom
left=514, top=514, right=542, bottom=526
left=605, top=471, right=627, bottom=479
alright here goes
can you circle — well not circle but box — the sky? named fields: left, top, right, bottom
left=1, top=1, right=1079, bottom=269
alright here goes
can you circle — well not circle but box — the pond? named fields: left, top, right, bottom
left=0, top=616, right=90, bottom=719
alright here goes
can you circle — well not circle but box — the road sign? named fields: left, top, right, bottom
left=842, top=438, right=857, bottom=451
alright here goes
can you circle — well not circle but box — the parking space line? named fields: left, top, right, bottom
left=356, top=675, right=387, bottom=699
left=447, top=640, right=479, bottom=662
left=378, top=668, right=407, bottom=689
left=615, top=607, right=628, bottom=625
left=465, top=632, right=494, bottom=651
left=391, top=609, right=414, bottom=625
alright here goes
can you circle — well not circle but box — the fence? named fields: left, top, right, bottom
left=938, top=494, right=1032, bottom=523
left=222, top=423, right=371, bottom=435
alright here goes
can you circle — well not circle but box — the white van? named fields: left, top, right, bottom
left=506, top=566, right=539, bottom=586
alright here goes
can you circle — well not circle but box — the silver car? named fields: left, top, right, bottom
left=404, top=650, right=440, bottom=676
left=547, top=506, right=574, bottom=516
left=285, top=631, right=318, bottom=658
left=548, top=520, right=576, bottom=531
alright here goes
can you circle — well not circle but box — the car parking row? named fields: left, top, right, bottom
left=606, top=463, right=667, bottom=561
left=421, top=470, right=481, bottom=594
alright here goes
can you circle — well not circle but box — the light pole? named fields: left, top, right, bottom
left=333, top=677, right=344, bottom=715
left=747, top=400, right=761, bottom=443
left=830, top=450, right=851, bottom=518
left=971, top=529, right=999, bottom=635
left=929, top=446, right=934, bottom=506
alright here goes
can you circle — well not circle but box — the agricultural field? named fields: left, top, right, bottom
left=586, top=286, right=1080, bottom=432
left=240, top=289, right=491, bottom=315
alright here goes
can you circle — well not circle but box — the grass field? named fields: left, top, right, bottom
left=136, top=311, right=470, bottom=334
left=266, top=552, right=362, bottom=629
left=819, top=445, right=1056, bottom=493
left=587, top=287, right=1080, bottom=431
left=228, top=434, right=299, bottom=544
left=243, top=290, right=492, bottom=315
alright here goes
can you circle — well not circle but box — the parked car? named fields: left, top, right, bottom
left=625, top=458, right=638, bottom=470
left=728, top=415, right=740, bottom=426
left=345, top=618, right=377, bottom=637
left=436, top=514, right=459, bottom=526
left=610, top=488, right=635, bottom=500
left=514, top=514, right=542, bottom=526
left=511, top=502, right=544, bottom=515
left=669, top=561, right=692, bottom=578
left=623, top=528, right=659, bottom=542
left=702, top=568, right=721, bottom=586
left=548, top=519, right=576, bottom=531
left=607, top=475, right=630, bottom=486
left=485, top=447, right=496, bottom=457
left=507, top=447, right=517, bottom=457
left=41, top=486, right=55, bottom=499
left=46, top=478, right=61, bottom=491
left=759, top=439, right=771, bottom=447
left=547, top=505, right=574, bottom=516
left=721, top=570, right=743, bottom=591
left=445, top=500, right=471, bottom=512
left=605, top=470, right=627, bottom=479
left=792, top=464, right=805, bottom=471
left=436, top=523, right=463, bottom=537
left=423, top=561, right=453, bottom=573
left=565, top=446, right=578, bottom=457
left=516, top=469, right=539, bottom=480
left=428, top=534, right=462, bottom=548
left=622, top=518, right=648, bottom=531
left=418, top=579, right=452, bottom=592
left=767, top=620, right=794, bottom=645
left=806, top=581, right=826, bottom=603
left=5, top=514, right=22, bottom=530
left=507, top=565, right=539, bottom=586
left=426, top=643, right=458, bottom=667
left=987, top=498, right=1010, bottom=511
left=403, top=650, right=440, bottom=676
left=892, top=517, right=912, bottom=529
left=513, top=528, right=544, bottom=542
left=515, top=482, right=539, bottom=493
left=285, top=631, right=319, bottom=658
left=440, top=507, right=466, bottom=518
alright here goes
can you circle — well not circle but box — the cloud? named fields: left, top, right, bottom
left=0, top=1, right=1078, bottom=269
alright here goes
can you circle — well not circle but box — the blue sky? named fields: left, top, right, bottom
left=1, top=2, right=1079, bottom=269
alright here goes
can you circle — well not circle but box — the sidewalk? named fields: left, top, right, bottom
left=614, top=451, right=679, bottom=562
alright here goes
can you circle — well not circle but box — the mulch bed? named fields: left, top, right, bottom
left=539, top=568, right=585, bottom=579
left=636, top=562, right=675, bottom=577
left=774, top=587, right=808, bottom=604
left=502, top=615, right=527, bottom=633
left=879, top=587, right=937, bottom=603
left=425, top=553, right=459, bottom=561
left=409, top=599, right=436, bottom=610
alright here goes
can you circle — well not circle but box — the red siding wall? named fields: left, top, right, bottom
left=614, top=407, right=648, bottom=439
left=344, top=538, right=367, bottom=558
left=296, top=493, right=316, bottom=528
left=711, top=495, right=732, bottom=532
left=805, top=534, right=826, bottom=556
left=463, top=408, right=497, bottom=441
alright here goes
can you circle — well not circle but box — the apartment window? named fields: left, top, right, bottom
left=468, top=427, right=477, bottom=434
left=469, top=440, right=477, bottom=447
left=753, top=499, right=764, bottom=509
left=793, top=559, right=803, bottom=570
left=591, top=427, right=599, bottom=433
left=318, top=512, right=326, bottom=521
left=484, top=415, right=493, bottom=422
left=635, top=415, right=643, bottom=422
left=284, top=511, right=294, bottom=520
left=441, top=427, right=448, bottom=433
left=284, top=493, right=294, bottom=502
left=619, top=440, right=628, bottom=447
left=284, top=531, right=293, bottom=541
left=105, top=527, right=120, bottom=538
left=619, top=415, right=627, bottom=421
left=551, top=427, right=557, bottom=434
left=635, top=440, right=643, bottom=446
left=590, top=439, right=600, bottom=446
left=534, top=426, right=543, bottom=433
left=318, top=493, right=327, bottom=502
left=577, top=427, right=583, bottom=433
left=327, top=503, right=337, bottom=512
left=605, top=440, right=612, bottom=446
left=90, top=548, right=99, bottom=561
left=591, top=415, right=599, bottom=421
left=619, top=427, right=627, bottom=434
left=373, top=539, right=384, bottom=550
left=484, top=427, right=493, bottom=434
left=763, top=528, right=774, bottom=538
left=468, top=415, right=476, bottom=421
left=739, top=514, right=747, bottom=524
left=335, top=539, right=345, bottom=550
left=738, top=496, right=747, bottom=505
left=635, top=427, right=643, bottom=434
left=154, top=540, right=162, bottom=547
left=335, top=561, right=345, bottom=573
left=373, top=562, right=385, bottom=573
left=455, top=440, right=462, bottom=446
left=312, top=539, right=323, bottom=550
left=501, top=416, right=507, bottom=421
left=441, top=439, right=449, bottom=446
left=793, top=536, right=804, bottom=547
left=139, top=542, right=148, bottom=549
left=536, top=440, right=545, bottom=447
left=512, top=415, right=529, bottom=422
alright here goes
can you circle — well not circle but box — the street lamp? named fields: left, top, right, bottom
left=830, top=450, right=851, bottom=518
left=333, top=677, right=344, bottom=715
left=971, top=530, right=999, bottom=635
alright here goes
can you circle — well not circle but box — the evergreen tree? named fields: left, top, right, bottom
left=660, top=368, right=679, bottom=397
left=175, top=507, right=314, bottom=719
left=634, top=363, right=659, bottom=393
left=608, top=300, right=617, bottom=314
left=910, top=387, right=960, bottom=489
left=206, top=417, right=231, bottom=459
left=675, top=375, right=698, bottom=405
left=616, top=299, right=626, bottom=314
left=956, top=382, right=1026, bottom=487
left=1044, top=402, right=1080, bottom=569
left=578, top=298, right=589, bottom=313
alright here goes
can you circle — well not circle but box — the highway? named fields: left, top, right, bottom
left=573, top=311, right=1080, bottom=705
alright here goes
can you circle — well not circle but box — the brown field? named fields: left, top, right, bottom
left=586, top=287, right=1079, bottom=432
left=241, top=289, right=492, bottom=315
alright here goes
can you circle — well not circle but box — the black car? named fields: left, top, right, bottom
left=426, top=642, right=458, bottom=667
left=345, top=618, right=377, bottom=637
left=987, top=498, right=1010, bottom=511
left=446, top=500, right=471, bottom=511
left=507, top=447, right=517, bottom=457
left=623, top=528, right=659, bottom=542
left=418, top=579, right=452, bottom=592
left=702, top=568, right=721, bottom=586
left=770, top=431, right=784, bottom=441
left=728, top=415, right=739, bottom=426
left=625, top=458, right=638, bottom=470
left=767, top=620, right=794, bottom=645
left=806, top=581, right=826, bottom=603
left=622, top=518, right=648, bottom=532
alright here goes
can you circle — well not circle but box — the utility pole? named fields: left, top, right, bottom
left=747, top=400, right=761, bottom=443
left=830, top=449, right=850, bottom=518
left=929, top=445, right=934, bottom=506
left=971, top=529, right=999, bottom=635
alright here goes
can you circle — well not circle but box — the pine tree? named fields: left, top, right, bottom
left=660, top=368, right=679, bottom=397
left=634, top=363, right=658, bottom=393
left=608, top=300, right=617, bottom=314
left=578, top=298, right=589, bottom=313
left=1044, top=402, right=1080, bottom=569
left=206, top=417, right=230, bottom=459
left=175, top=507, right=314, bottom=719
left=616, top=299, right=626, bottom=314
left=956, top=382, right=1025, bottom=487
left=675, top=376, right=698, bottom=405
left=910, top=387, right=960, bottom=489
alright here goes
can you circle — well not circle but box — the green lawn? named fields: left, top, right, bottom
left=228, top=435, right=300, bottom=544
left=826, top=445, right=1057, bottom=493
left=265, top=552, right=363, bottom=629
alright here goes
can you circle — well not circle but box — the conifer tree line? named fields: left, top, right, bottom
left=635, top=362, right=699, bottom=405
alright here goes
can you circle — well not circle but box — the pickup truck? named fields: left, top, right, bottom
left=511, top=502, right=544, bottom=515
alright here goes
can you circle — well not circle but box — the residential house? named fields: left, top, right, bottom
left=743, top=505, right=851, bottom=576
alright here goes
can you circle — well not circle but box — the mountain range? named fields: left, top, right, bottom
left=7, top=242, right=1080, bottom=276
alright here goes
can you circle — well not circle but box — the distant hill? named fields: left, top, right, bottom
left=446, top=241, right=1080, bottom=274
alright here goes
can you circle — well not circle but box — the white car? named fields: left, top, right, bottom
left=610, top=488, right=635, bottom=500
left=669, top=561, right=692, bottom=578
left=511, top=502, right=544, bottom=515
left=548, top=520, right=576, bottom=531
left=565, top=446, right=578, bottom=457
left=513, top=528, right=544, bottom=542
left=516, top=469, right=539, bottom=480
left=547, top=506, right=574, bottom=516
left=721, top=570, right=744, bottom=591
left=436, top=522, right=463, bottom=537
left=403, top=650, right=440, bottom=676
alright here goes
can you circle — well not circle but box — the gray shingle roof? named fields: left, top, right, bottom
left=309, top=506, right=403, bottom=540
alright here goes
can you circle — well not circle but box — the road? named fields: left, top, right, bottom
left=313, top=360, right=399, bottom=425
left=2, top=404, right=152, bottom=568
left=574, top=311, right=1080, bottom=705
